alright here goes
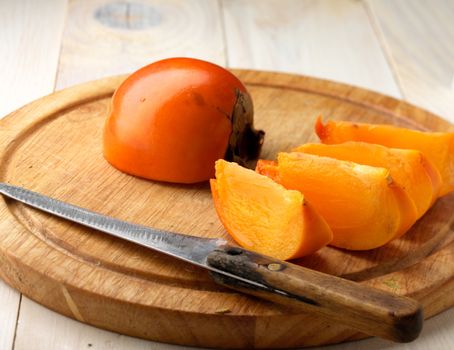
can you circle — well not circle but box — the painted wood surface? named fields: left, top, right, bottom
left=1, top=0, right=453, bottom=349
left=222, top=0, right=401, bottom=98
left=0, top=0, right=68, bottom=349
left=366, top=0, right=454, bottom=121
left=56, top=0, right=225, bottom=90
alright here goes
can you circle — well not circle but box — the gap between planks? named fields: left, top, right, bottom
left=0, top=0, right=68, bottom=348
left=362, top=0, right=406, bottom=99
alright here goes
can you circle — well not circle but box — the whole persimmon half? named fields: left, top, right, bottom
left=103, top=58, right=265, bottom=183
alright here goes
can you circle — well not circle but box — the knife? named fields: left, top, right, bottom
left=0, top=182, right=422, bottom=342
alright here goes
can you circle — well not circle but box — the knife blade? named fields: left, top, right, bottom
left=0, top=182, right=423, bottom=342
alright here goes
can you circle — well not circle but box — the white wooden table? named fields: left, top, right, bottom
left=1, top=0, right=454, bottom=349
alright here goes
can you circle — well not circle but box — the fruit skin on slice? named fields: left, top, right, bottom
left=294, top=142, right=440, bottom=219
left=315, top=117, right=452, bottom=196
left=210, top=160, right=333, bottom=260
left=256, top=153, right=417, bottom=250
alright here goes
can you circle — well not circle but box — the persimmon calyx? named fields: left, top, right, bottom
left=225, top=89, right=265, bottom=169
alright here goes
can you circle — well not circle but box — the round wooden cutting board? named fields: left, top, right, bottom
left=0, top=70, right=453, bottom=349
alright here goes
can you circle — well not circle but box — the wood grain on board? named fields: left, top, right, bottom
left=2, top=1, right=454, bottom=349
left=14, top=298, right=153, bottom=350
left=12, top=0, right=230, bottom=349
left=0, top=1, right=68, bottom=349
left=0, top=71, right=453, bottom=349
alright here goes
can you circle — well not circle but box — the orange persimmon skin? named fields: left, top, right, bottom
left=316, top=117, right=452, bottom=196
left=294, top=142, right=440, bottom=219
left=211, top=160, right=332, bottom=260
left=257, top=153, right=417, bottom=250
left=104, top=58, right=248, bottom=184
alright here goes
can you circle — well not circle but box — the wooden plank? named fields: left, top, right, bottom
left=365, top=0, right=454, bottom=121
left=0, top=1, right=67, bottom=349
left=221, top=0, right=401, bottom=98
left=14, top=299, right=162, bottom=350
left=56, top=0, right=226, bottom=89
left=12, top=1, right=226, bottom=349
left=0, top=284, right=19, bottom=350
left=0, top=0, right=67, bottom=117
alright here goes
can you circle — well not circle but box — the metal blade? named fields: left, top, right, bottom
left=0, top=182, right=311, bottom=300
left=0, top=182, right=227, bottom=270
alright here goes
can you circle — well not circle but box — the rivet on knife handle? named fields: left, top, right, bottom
left=207, top=246, right=423, bottom=343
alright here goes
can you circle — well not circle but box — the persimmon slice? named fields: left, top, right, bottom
left=316, top=117, right=452, bottom=196
left=254, top=159, right=280, bottom=182
left=210, top=160, right=332, bottom=260
left=294, top=142, right=440, bottom=218
left=257, top=153, right=417, bottom=250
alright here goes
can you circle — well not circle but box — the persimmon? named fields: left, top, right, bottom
left=210, top=160, right=333, bottom=260
left=294, top=142, right=441, bottom=218
left=104, top=58, right=264, bottom=184
left=256, top=153, right=417, bottom=250
left=254, top=159, right=280, bottom=182
left=316, top=117, right=453, bottom=196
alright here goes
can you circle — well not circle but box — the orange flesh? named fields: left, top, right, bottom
left=255, top=159, right=280, bottom=182
left=211, top=160, right=332, bottom=260
left=294, top=142, right=437, bottom=218
left=316, top=117, right=451, bottom=196
left=257, top=153, right=416, bottom=250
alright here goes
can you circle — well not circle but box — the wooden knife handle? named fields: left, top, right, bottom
left=207, top=246, right=423, bottom=343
